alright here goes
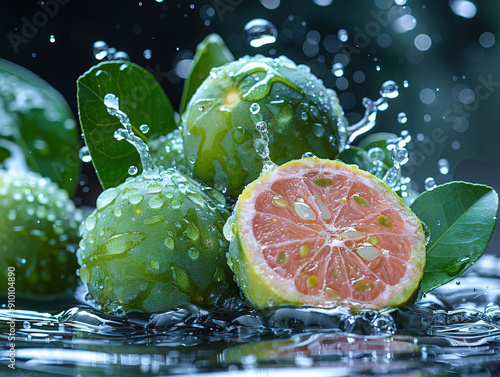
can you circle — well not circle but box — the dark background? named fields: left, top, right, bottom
left=0, top=0, right=499, bottom=253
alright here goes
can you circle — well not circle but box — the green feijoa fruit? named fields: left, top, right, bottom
left=0, top=170, right=82, bottom=299
left=77, top=168, right=238, bottom=314
left=148, top=129, right=190, bottom=176
left=182, top=55, right=348, bottom=198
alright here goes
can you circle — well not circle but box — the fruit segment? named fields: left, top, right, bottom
left=230, top=157, right=426, bottom=310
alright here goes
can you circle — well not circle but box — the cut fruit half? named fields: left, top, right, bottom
left=228, top=157, right=426, bottom=310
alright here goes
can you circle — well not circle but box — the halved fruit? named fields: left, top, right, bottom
left=228, top=157, right=426, bottom=310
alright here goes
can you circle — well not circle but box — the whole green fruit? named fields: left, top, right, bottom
left=0, top=170, right=82, bottom=299
left=77, top=168, right=237, bottom=314
left=182, top=55, right=347, bottom=198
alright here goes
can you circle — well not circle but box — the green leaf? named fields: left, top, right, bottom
left=410, top=182, right=498, bottom=293
left=179, top=34, right=234, bottom=114
left=336, top=146, right=373, bottom=172
left=77, top=61, right=176, bottom=190
left=0, top=58, right=80, bottom=195
left=357, top=132, right=398, bottom=168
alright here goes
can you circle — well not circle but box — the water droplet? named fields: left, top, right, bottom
left=104, top=232, right=146, bottom=255
left=84, top=215, right=97, bottom=231
left=148, top=197, right=164, bottom=209
left=375, top=65, right=381, bottom=71
left=403, top=80, right=409, bottom=88
left=301, top=111, right=308, bottom=120
left=147, top=182, right=162, bottom=194
left=188, top=247, right=200, bottom=260
left=357, top=246, right=381, bottom=261
left=23, top=321, right=31, bottom=329
left=96, top=188, right=119, bottom=210
left=149, top=259, right=160, bottom=270
left=438, top=158, right=450, bottom=174
left=128, top=166, right=138, bottom=175
left=244, top=18, right=278, bottom=48
left=184, top=222, right=200, bottom=241
left=250, top=103, right=260, bottom=114
left=103, top=93, right=119, bottom=111
left=189, top=156, right=196, bottom=164
left=139, top=124, right=149, bottom=134
left=164, top=237, right=175, bottom=250
left=143, top=49, right=152, bottom=59
left=93, top=41, right=109, bottom=60
left=312, top=123, right=325, bottom=137
left=49, top=35, right=55, bottom=43
left=380, top=80, right=399, bottom=98
left=114, top=51, right=130, bottom=61
left=391, top=147, right=409, bottom=167
left=367, top=147, right=385, bottom=163
left=332, top=62, right=344, bottom=77
left=142, top=215, right=166, bottom=226
left=397, top=112, right=408, bottom=124
left=128, top=193, right=144, bottom=204
left=7, top=209, right=16, bottom=221
left=113, top=207, right=122, bottom=217
left=424, top=177, right=437, bottom=191
left=294, top=201, right=317, bottom=221
left=79, top=146, right=92, bottom=163
left=337, top=29, right=348, bottom=42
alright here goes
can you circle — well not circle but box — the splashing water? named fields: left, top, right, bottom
left=250, top=103, right=277, bottom=173
left=345, top=80, right=399, bottom=144
left=244, top=19, right=278, bottom=48
left=103, top=93, right=158, bottom=178
left=3, top=254, right=500, bottom=375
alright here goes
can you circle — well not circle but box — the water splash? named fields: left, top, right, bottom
left=93, top=41, right=109, bottom=60
left=103, top=93, right=158, bottom=178
left=345, top=80, right=399, bottom=144
left=382, top=147, right=409, bottom=188
left=250, top=103, right=277, bottom=173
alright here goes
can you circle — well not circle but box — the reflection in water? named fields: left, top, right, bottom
left=1, top=255, right=500, bottom=375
